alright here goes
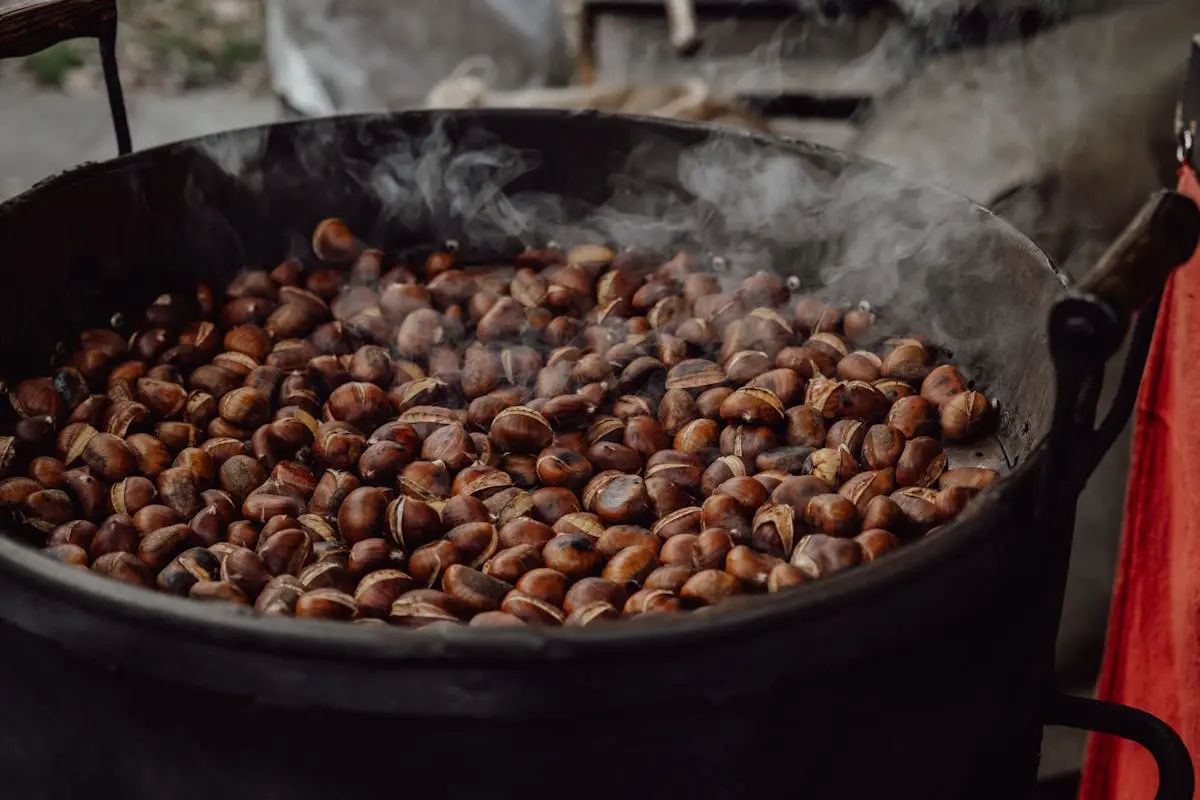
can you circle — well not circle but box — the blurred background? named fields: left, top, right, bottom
left=3, top=0, right=1200, bottom=793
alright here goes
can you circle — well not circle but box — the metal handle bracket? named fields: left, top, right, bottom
left=1045, top=693, right=1194, bottom=800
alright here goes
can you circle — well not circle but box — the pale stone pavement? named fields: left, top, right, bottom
left=0, top=87, right=279, bottom=200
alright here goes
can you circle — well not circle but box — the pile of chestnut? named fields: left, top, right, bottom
left=0, top=218, right=999, bottom=628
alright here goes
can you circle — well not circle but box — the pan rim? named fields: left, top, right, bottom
left=0, top=108, right=1063, bottom=673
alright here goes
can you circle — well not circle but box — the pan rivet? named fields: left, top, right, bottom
left=712, top=256, right=728, bottom=272
left=444, top=239, right=460, bottom=252
left=785, top=276, right=801, bottom=292
left=110, top=312, right=126, bottom=328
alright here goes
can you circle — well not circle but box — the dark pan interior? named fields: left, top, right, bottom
left=0, top=111, right=1066, bottom=677
left=0, top=110, right=1062, bottom=457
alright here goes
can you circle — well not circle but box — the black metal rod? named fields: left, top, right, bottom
left=1084, top=292, right=1163, bottom=478
left=1045, top=693, right=1194, bottom=800
left=98, top=30, right=132, bottom=156
left=1042, top=298, right=1113, bottom=518
left=1037, top=299, right=1114, bottom=682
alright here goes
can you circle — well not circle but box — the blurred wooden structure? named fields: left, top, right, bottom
left=575, top=0, right=900, bottom=148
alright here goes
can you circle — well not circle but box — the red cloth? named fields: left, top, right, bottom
left=1080, top=164, right=1200, bottom=799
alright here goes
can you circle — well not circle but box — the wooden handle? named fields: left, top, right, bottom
left=0, top=0, right=116, bottom=61
left=1078, top=190, right=1200, bottom=318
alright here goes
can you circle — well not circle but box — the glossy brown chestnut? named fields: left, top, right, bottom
left=354, top=570, right=418, bottom=618
left=586, top=473, right=651, bottom=525
left=220, top=547, right=270, bottom=598
left=385, top=496, right=443, bottom=552
left=644, top=450, right=704, bottom=491
left=767, top=563, right=807, bottom=592
left=90, top=514, right=138, bottom=560
left=500, top=591, right=566, bottom=625
left=308, top=469, right=359, bottom=517
left=484, top=488, right=535, bottom=528
left=751, top=446, right=809, bottom=475
left=856, top=528, right=901, bottom=562
left=713, top=476, right=769, bottom=510
left=542, top=533, right=603, bottom=579
left=21, top=489, right=74, bottom=533
left=920, top=365, right=967, bottom=408
left=862, top=495, right=907, bottom=533
left=295, top=588, right=357, bottom=620
left=643, top=565, right=695, bottom=593
left=440, top=493, right=491, bottom=530
left=481, top=544, right=542, bottom=584
left=445, top=522, right=500, bottom=568
left=156, top=467, right=200, bottom=519
left=535, top=447, right=594, bottom=490
left=699, top=455, right=747, bottom=497
left=91, top=551, right=153, bottom=588
left=623, top=415, right=670, bottom=459
left=441, top=564, right=512, bottom=615
left=895, top=437, right=948, bottom=488
left=881, top=341, right=930, bottom=382
left=935, top=485, right=980, bottom=522
left=242, top=492, right=305, bottom=524
left=469, top=611, right=527, bottom=628
left=257, top=528, right=313, bottom=577
left=407, top=540, right=461, bottom=587
left=802, top=446, right=859, bottom=489
left=680, top=569, right=742, bottom=607
left=690, top=386, right=733, bottom=419
left=489, top=406, right=554, bottom=454
left=601, top=545, right=657, bottom=587
left=80, top=433, right=137, bottom=482
left=789, top=533, right=863, bottom=579
left=47, top=519, right=97, bottom=550
left=938, top=467, right=999, bottom=490
left=695, top=528, right=736, bottom=570
left=750, top=504, right=797, bottom=559
left=658, top=533, right=700, bottom=568
left=891, top=487, right=940, bottom=531
left=138, top=523, right=198, bottom=572
left=189, top=581, right=250, bottom=604
left=62, top=468, right=105, bottom=521
left=804, top=493, right=861, bottom=537
left=419, top=423, right=475, bottom=473
left=650, top=506, right=702, bottom=541
left=861, top=425, right=906, bottom=471
left=674, top=418, right=720, bottom=453
left=623, top=588, right=681, bottom=615
left=699, top=494, right=751, bottom=542
left=725, top=545, right=784, bottom=590
left=940, top=391, right=994, bottom=443
left=886, top=396, right=940, bottom=439
left=254, top=575, right=304, bottom=615
left=565, top=601, right=620, bottom=626
left=44, top=543, right=89, bottom=567
left=719, top=424, right=777, bottom=466
left=157, top=547, right=221, bottom=595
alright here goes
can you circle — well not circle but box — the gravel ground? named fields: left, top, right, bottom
left=0, top=0, right=267, bottom=94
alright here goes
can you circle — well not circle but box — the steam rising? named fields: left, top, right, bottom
left=186, top=110, right=1053, bottom=365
